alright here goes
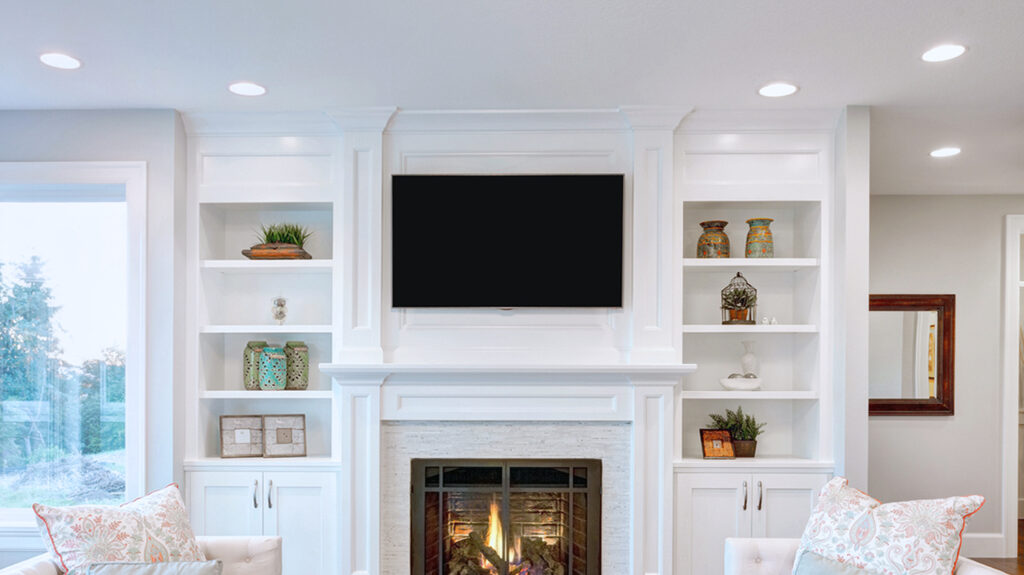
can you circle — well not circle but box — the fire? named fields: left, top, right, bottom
left=485, top=497, right=503, bottom=554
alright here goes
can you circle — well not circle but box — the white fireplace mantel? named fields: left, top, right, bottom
left=321, top=362, right=694, bottom=575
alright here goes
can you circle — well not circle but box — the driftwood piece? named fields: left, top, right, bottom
left=242, top=242, right=313, bottom=260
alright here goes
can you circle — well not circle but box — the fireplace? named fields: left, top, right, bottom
left=411, top=459, right=602, bottom=575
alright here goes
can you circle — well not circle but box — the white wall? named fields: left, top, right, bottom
left=0, top=110, right=186, bottom=485
left=870, top=194, right=1024, bottom=537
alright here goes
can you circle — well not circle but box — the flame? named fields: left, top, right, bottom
left=485, top=497, right=503, bottom=553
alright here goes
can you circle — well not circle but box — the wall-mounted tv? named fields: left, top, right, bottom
left=392, top=174, right=624, bottom=308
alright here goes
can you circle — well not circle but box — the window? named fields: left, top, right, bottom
left=0, top=200, right=127, bottom=508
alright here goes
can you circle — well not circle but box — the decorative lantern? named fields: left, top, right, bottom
left=721, top=272, right=757, bottom=325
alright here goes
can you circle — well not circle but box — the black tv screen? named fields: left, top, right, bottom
left=392, top=174, right=624, bottom=308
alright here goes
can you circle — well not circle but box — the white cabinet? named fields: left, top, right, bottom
left=674, top=471, right=827, bottom=575
left=188, top=470, right=337, bottom=575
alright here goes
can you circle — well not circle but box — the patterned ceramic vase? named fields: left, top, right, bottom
left=284, top=341, right=309, bottom=390
left=242, top=341, right=268, bottom=391
left=258, top=347, right=287, bottom=390
left=697, top=220, right=730, bottom=258
left=745, top=218, right=774, bottom=258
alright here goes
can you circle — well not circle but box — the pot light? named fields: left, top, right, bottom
left=922, top=44, right=966, bottom=63
left=228, top=82, right=266, bottom=96
left=39, top=52, right=81, bottom=70
left=930, top=147, right=961, bottom=158
left=758, top=82, right=799, bottom=98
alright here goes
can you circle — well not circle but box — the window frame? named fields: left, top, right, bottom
left=0, top=161, right=146, bottom=525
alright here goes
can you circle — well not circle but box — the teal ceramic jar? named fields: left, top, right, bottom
left=745, top=218, right=774, bottom=258
left=697, top=220, right=730, bottom=258
left=258, top=347, right=287, bottom=390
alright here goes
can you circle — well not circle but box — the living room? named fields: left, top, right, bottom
left=1, top=3, right=1023, bottom=575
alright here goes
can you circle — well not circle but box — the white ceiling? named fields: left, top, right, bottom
left=3, top=0, right=1022, bottom=194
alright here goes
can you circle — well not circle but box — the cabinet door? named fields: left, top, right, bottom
left=263, top=471, right=337, bottom=575
left=751, top=473, right=829, bottom=538
left=675, top=473, right=752, bottom=575
left=187, top=471, right=263, bottom=537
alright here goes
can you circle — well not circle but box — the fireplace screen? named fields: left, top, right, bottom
left=412, top=460, right=601, bottom=575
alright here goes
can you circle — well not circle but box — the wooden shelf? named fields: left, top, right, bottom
left=200, top=260, right=334, bottom=274
left=673, top=456, right=834, bottom=471
left=682, top=324, right=817, bottom=334
left=184, top=457, right=341, bottom=470
left=199, top=390, right=333, bottom=400
left=682, top=258, right=819, bottom=272
left=200, top=324, right=333, bottom=334
left=679, top=390, right=817, bottom=400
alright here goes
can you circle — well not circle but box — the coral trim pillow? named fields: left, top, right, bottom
left=793, top=477, right=984, bottom=575
left=33, top=484, right=206, bottom=575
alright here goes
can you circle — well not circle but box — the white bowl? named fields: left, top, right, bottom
left=719, top=377, right=762, bottom=391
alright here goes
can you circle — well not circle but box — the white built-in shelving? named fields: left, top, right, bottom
left=186, top=137, right=342, bottom=465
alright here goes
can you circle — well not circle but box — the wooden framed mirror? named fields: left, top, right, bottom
left=869, top=294, right=955, bottom=415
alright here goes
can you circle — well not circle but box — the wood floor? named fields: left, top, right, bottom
left=971, top=520, right=1024, bottom=574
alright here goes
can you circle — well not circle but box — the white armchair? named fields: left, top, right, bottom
left=724, top=538, right=1002, bottom=575
left=0, top=536, right=282, bottom=575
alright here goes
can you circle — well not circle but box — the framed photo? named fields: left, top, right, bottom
left=700, top=428, right=735, bottom=459
left=263, top=414, right=307, bottom=458
left=220, top=415, right=264, bottom=458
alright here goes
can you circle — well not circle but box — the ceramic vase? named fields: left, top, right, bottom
left=258, top=347, right=287, bottom=390
left=740, top=340, right=758, bottom=376
left=697, top=220, right=730, bottom=258
left=745, top=218, right=774, bottom=258
left=284, top=341, right=309, bottom=390
left=242, top=341, right=268, bottom=391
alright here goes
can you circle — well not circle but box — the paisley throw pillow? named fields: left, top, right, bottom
left=793, top=477, right=984, bottom=575
left=34, top=484, right=206, bottom=575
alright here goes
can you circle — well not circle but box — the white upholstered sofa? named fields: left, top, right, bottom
left=724, top=538, right=1002, bottom=575
left=0, top=536, right=282, bottom=575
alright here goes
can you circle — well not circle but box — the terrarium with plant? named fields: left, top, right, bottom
left=720, top=272, right=757, bottom=324
left=242, top=223, right=314, bottom=260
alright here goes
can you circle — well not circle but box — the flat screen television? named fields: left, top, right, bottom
left=392, top=174, right=624, bottom=308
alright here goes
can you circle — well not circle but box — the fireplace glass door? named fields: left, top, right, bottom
left=412, top=460, right=601, bottom=575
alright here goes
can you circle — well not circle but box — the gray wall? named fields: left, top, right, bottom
left=870, top=194, right=1024, bottom=534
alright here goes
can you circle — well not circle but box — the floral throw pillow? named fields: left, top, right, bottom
left=33, top=484, right=206, bottom=575
left=793, top=477, right=984, bottom=575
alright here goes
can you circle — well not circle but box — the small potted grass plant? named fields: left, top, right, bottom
left=708, top=406, right=766, bottom=457
left=242, top=223, right=314, bottom=260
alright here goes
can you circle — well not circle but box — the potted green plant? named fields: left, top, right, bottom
left=242, top=223, right=314, bottom=260
left=707, top=406, right=766, bottom=457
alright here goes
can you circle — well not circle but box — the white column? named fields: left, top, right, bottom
left=631, top=378, right=678, bottom=575
left=336, top=377, right=384, bottom=575
left=621, top=107, right=691, bottom=364
left=329, top=108, right=397, bottom=363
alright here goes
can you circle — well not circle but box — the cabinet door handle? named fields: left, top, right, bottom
left=268, top=480, right=273, bottom=509
left=757, top=481, right=763, bottom=511
left=742, top=481, right=748, bottom=510
left=253, top=479, right=259, bottom=509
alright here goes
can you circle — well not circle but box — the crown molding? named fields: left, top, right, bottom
left=679, top=108, right=843, bottom=133
left=181, top=111, right=340, bottom=136
left=619, top=106, right=693, bottom=131
left=385, top=108, right=629, bottom=133
left=326, top=107, right=398, bottom=132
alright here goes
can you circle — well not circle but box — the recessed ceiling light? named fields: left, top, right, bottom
left=39, top=52, right=81, bottom=70
left=228, top=82, right=267, bottom=96
left=930, top=147, right=961, bottom=158
left=922, top=44, right=967, bottom=63
left=758, top=82, right=799, bottom=98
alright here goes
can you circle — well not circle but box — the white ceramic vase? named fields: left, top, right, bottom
left=740, top=340, right=758, bottom=376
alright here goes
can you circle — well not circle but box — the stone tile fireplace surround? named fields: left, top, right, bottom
left=322, top=364, right=696, bottom=575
